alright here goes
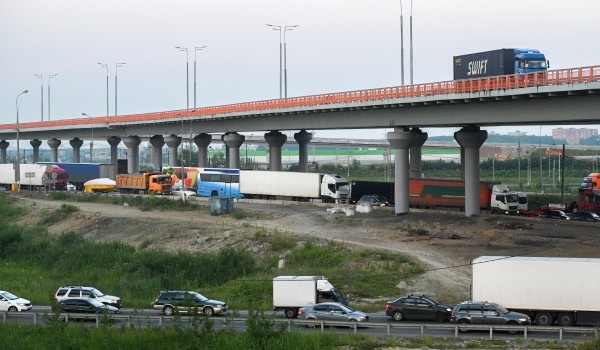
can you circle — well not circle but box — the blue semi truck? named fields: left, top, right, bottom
left=38, top=162, right=115, bottom=190
left=453, top=48, right=548, bottom=80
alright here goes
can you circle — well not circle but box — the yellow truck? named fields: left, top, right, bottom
left=116, top=172, right=172, bottom=195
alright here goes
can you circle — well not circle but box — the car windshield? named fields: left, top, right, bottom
left=492, top=304, right=509, bottom=314
left=90, top=288, right=105, bottom=297
left=1, top=292, right=18, bottom=300
left=89, top=299, right=105, bottom=307
left=191, top=292, right=208, bottom=302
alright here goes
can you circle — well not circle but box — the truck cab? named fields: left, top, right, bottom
left=490, top=185, right=519, bottom=214
left=321, top=174, right=349, bottom=203
left=513, top=49, right=548, bottom=74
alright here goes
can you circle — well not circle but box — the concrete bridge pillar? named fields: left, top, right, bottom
left=164, top=135, right=182, bottom=167
left=30, top=139, right=42, bottom=164
left=107, top=136, right=121, bottom=178
left=149, top=135, right=165, bottom=170
left=409, top=128, right=428, bottom=179
left=294, top=130, right=313, bottom=172
left=0, top=140, right=8, bottom=163
left=387, top=127, right=417, bottom=216
left=193, top=133, right=212, bottom=167
left=454, top=126, right=488, bottom=217
left=265, top=131, right=287, bottom=171
left=123, top=136, right=141, bottom=174
left=69, top=137, right=84, bottom=163
left=222, top=132, right=245, bottom=169
left=47, top=138, right=61, bottom=162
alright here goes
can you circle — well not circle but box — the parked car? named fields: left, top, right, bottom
left=539, top=210, right=570, bottom=220
left=0, top=291, right=32, bottom=312
left=171, top=186, right=196, bottom=197
left=66, top=183, right=76, bottom=191
left=450, top=301, right=531, bottom=333
left=54, top=286, right=122, bottom=309
left=298, top=302, right=369, bottom=323
left=357, top=194, right=392, bottom=207
left=568, top=211, right=600, bottom=222
left=57, top=298, right=119, bottom=314
left=152, top=291, right=227, bottom=316
left=385, top=293, right=452, bottom=322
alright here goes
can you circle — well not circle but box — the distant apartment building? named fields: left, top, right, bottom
left=552, top=127, right=598, bottom=145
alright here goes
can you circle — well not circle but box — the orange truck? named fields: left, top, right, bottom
left=116, top=172, right=172, bottom=195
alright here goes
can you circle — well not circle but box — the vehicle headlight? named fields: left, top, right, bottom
left=17, top=303, right=26, bottom=306
left=518, top=318, right=528, bottom=322
left=446, top=308, right=452, bottom=312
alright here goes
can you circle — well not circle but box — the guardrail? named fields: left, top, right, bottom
left=2, top=311, right=598, bottom=342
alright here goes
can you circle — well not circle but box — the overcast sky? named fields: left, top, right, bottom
left=1, top=0, right=599, bottom=141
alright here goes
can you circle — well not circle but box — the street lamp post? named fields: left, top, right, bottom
left=48, top=74, right=58, bottom=121
left=194, top=46, right=207, bottom=109
left=267, top=24, right=298, bottom=98
left=539, top=126, right=543, bottom=193
left=97, top=63, right=109, bottom=116
left=34, top=74, right=44, bottom=121
left=175, top=47, right=189, bottom=109
left=81, top=113, right=94, bottom=162
left=115, top=63, right=126, bottom=116
left=16, top=90, right=29, bottom=183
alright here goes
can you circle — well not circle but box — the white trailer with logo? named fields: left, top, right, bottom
left=472, top=256, right=600, bottom=326
left=273, top=276, right=348, bottom=318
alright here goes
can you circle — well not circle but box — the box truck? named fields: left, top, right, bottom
left=453, top=48, right=548, bottom=80
left=273, top=276, right=348, bottom=318
left=240, top=171, right=349, bottom=203
left=472, top=256, right=600, bottom=326
left=0, top=164, right=68, bottom=190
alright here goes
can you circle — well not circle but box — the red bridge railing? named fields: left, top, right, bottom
left=2, top=66, right=599, bottom=131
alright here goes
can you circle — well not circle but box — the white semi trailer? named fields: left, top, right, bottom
left=0, top=164, right=61, bottom=190
left=472, top=256, right=600, bottom=326
left=240, top=171, right=349, bottom=203
left=273, top=275, right=348, bottom=318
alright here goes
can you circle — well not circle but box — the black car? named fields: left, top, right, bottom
left=385, top=294, right=452, bottom=322
left=152, top=291, right=227, bottom=316
left=57, top=298, right=119, bottom=314
left=568, top=211, right=600, bottom=222
left=539, top=210, right=569, bottom=220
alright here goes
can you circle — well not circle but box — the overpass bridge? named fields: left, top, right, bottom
left=1, top=66, right=599, bottom=216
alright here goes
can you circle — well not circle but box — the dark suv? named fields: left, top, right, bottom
left=450, top=301, right=531, bottom=332
left=152, top=291, right=227, bottom=316
left=385, top=294, right=452, bottom=322
left=539, top=210, right=569, bottom=220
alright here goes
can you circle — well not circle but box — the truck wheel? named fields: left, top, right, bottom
left=148, top=190, right=155, bottom=196
left=535, top=312, right=553, bottom=326
left=284, top=308, right=297, bottom=319
left=557, top=312, right=574, bottom=326
left=392, top=311, right=404, bottom=321
left=211, top=191, right=218, bottom=197
left=434, top=312, right=445, bottom=323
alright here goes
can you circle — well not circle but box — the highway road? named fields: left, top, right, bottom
left=1, top=306, right=595, bottom=343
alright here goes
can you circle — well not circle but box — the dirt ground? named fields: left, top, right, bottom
left=10, top=193, right=600, bottom=302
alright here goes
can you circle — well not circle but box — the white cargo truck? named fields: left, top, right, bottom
left=240, top=171, right=349, bottom=203
left=0, top=164, right=54, bottom=190
left=273, top=275, right=348, bottom=318
left=472, top=256, right=600, bottom=326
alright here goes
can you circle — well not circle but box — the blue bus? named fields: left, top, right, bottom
left=196, top=168, right=243, bottom=198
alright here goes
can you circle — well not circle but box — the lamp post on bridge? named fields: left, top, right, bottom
left=81, top=113, right=94, bottom=162
left=48, top=74, right=58, bottom=121
left=175, top=47, right=190, bottom=110
left=33, top=74, right=44, bottom=122
left=194, top=46, right=207, bottom=109
left=266, top=24, right=299, bottom=98
left=97, top=63, right=109, bottom=116
left=16, top=90, right=29, bottom=183
left=115, top=63, right=126, bottom=116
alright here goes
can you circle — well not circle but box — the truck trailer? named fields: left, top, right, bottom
left=273, top=275, right=348, bottom=318
left=0, top=164, right=68, bottom=190
left=349, top=179, right=524, bottom=214
left=240, top=170, right=349, bottom=203
left=116, top=172, right=172, bottom=195
left=472, top=256, right=600, bottom=326
left=453, top=48, right=548, bottom=80
left=38, top=162, right=115, bottom=190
